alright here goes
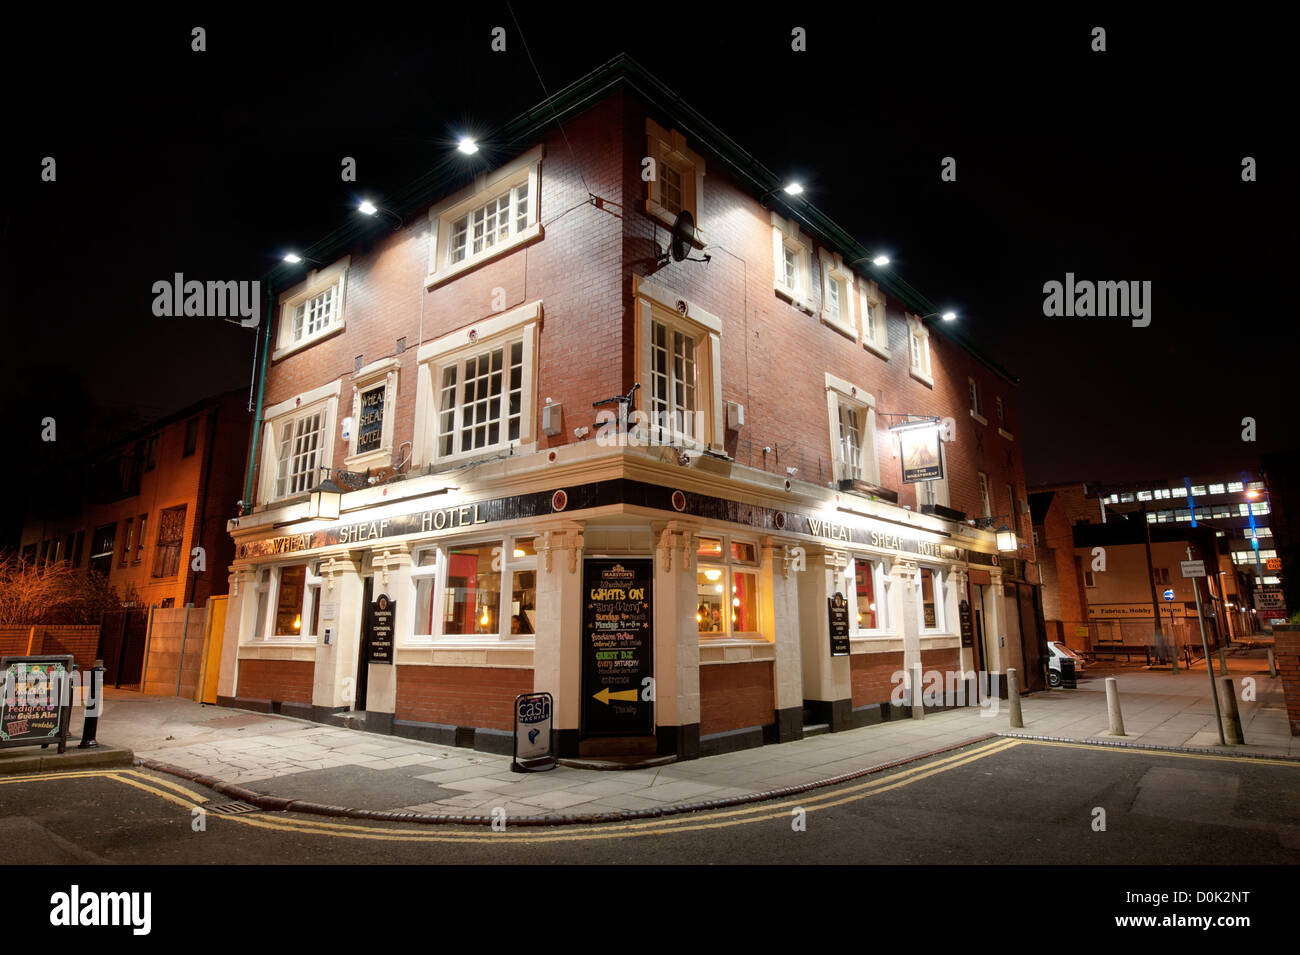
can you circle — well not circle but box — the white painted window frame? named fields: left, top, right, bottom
left=345, top=358, right=401, bottom=470
left=819, top=250, right=858, bottom=341
left=273, top=257, right=350, bottom=360
left=645, top=118, right=706, bottom=242
left=825, top=372, right=880, bottom=486
left=771, top=212, right=812, bottom=312
left=258, top=379, right=341, bottom=506
left=425, top=145, right=544, bottom=289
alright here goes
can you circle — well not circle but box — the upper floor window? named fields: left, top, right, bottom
left=258, top=380, right=340, bottom=505
left=274, top=257, right=350, bottom=360
left=968, top=377, right=983, bottom=420
left=413, top=301, right=539, bottom=469
left=183, top=417, right=199, bottom=457
left=89, top=523, right=115, bottom=577
left=858, top=281, right=889, bottom=359
left=819, top=251, right=856, bottom=339
left=426, top=146, right=543, bottom=288
left=907, top=315, right=933, bottom=386
left=978, top=471, right=992, bottom=518
left=633, top=279, right=722, bottom=452
left=645, top=119, right=706, bottom=239
left=152, top=504, right=187, bottom=579
left=346, top=359, right=400, bottom=469
left=771, top=213, right=811, bottom=309
left=996, top=395, right=1012, bottom=438
left=825, top=373, right=879, bottom=486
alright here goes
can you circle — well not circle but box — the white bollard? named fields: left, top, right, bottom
left=1007, top=668, right=1024, bottom=729
left=1105, top=676, right=1126, bottom=737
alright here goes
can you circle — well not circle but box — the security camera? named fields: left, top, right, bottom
left=786, top=466, right=798, bottom=476
left=678, top=452, right=691, bottom=466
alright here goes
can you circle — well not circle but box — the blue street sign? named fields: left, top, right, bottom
left=1163, top=589, right=1176, bottom=602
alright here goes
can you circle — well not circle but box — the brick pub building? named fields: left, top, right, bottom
left=217, top=56, right=1046, bottom=759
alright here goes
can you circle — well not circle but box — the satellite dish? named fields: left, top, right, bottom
left=670, top=210, right=695, bottom=262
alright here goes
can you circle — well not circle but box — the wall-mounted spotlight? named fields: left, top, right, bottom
left=457, top=137, right=479, bottom=154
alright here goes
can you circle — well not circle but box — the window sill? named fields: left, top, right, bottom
left=970, top=411, right=988, bottom=426
left=344, top=448, right=394, bottom=470
left=271, top=322, right=347, bottom=363
left=425, top=221, right=543, bottom=291
left=998, top=428, right=1014, bottom=441
left=909, top=368, right=935, bottom=388
left=862, top=339, right=891, bottom=361
left=820, top=313, right=858, bottom=342
left=431, top=441, right=537, bottom=470
left=773, top=284, right=813, bottom=314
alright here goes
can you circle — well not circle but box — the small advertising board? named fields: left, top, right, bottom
left=828, top=591, right=850, bottom=656
left=512, top=691, right=556, bottom=772
left=0, top=655, right=75, bottom=754
left=367, top=593, right=395, bottom=664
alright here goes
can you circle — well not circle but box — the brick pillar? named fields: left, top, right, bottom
left=1274, top=625, right=1300, bottom=737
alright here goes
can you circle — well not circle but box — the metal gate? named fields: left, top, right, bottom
left=99, top=608, right=149, bottom=687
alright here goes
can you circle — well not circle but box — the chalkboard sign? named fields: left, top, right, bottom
left=581, top=559, right=653, bottom=737
left=827, top=592, right=850, bottom=656
left=357, top=386, right=385, bottom=454
left=0, top=655, right=74, bottom=754
left=367, top=593, right=395, bottom=664
left=959, top=600, right=974, bottom=648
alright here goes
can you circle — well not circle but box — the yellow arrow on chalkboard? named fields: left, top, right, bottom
left=592, top=687, right=639, bottom=705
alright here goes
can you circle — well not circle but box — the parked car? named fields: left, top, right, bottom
left=1047, top=641, right=1087, bottom=687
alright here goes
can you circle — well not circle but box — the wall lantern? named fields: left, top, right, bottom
left=996, top=524, right=1018, bottom=553
left=308, top=477, right=343, bottom=521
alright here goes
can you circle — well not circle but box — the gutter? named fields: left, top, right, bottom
left=242, top=281, right=274, bottom=509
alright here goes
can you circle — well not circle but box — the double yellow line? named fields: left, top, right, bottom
left=2, top=738, right=1023, bottom=845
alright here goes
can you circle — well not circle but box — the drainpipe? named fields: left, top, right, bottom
left=242, top=281, right=275, bottom=508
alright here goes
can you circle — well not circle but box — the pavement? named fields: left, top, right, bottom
left=52, top=649, right=1297, bottom=823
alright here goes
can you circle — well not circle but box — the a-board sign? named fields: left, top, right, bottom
left=959, top=599, right=974, bottom=647
left=512, top=691, right=556, bottom=772
left=0, top=655, right=74, bottom=754
left=828, top=591, right=850, bottom=656
left=581, top=558, right=653, bottom=737
left=367, top=593, right=395, bottom=664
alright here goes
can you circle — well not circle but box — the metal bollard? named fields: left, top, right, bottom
left=1105, top=676, right=1126, bottom=736
left=1267, top=646, right=1277, bottom=679
left=1217, top=676, right=1244, bottom=745
left=78, top=660, right=106, bottom=749
left=1007, top=668, right=1024, bottom=729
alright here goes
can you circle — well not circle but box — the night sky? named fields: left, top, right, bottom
left=5, top=8, right=1294, bottom=545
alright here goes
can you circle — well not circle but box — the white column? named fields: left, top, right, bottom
left=892, top=559, right=923, bottom=716
left=654, top=522, right=699, bottom=732
left=364, top=545, right=411, bottom=718
left=796, top=547, right=851, bottom=724
left=313, top=554, right=364, bottom=710
left=217, top=564, right=255, bottom=699
left=533, top=523, right=585, bottom=732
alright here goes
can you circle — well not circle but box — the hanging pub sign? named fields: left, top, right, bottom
left=367, top=593, right=395, bottom=664
left=827, top=591, right=851, bottom=656
left=512, top=691, right=556, bottom=772
left=581, top=558, right=653, bottom=737
left=357, top=386, right=385, bottom=455
left=959, top=600, right=974, bottom=647
left=0, top=655, right=75, bottom=754
left=899, top=425, right=943, bottom=484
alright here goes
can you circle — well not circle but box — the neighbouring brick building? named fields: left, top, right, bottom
left=217, top=56, right=1045, bottom=760
left=18, top=388, right=249, bottom=610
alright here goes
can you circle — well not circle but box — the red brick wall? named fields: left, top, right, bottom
left=0, top=625, right=101, bottom=667
left=921, top=648, right=961, bottom=675
left=619, top=92, right=1032, bottom=536
left=699, top=660, right=774, bottom=735
left=851, top=650, right=906, bottom=706
left=1275, top=627, right=1300, bottom=736
left=395, top=665, right=533, bottom=731
left=253, top=94, right=628, bottom=500
left=237, top=659, right=314, bottom=704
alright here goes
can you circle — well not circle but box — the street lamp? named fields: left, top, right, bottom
left=996, top=524, right=1018, bottom=553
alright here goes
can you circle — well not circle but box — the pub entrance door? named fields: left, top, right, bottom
left=578, top=557, right=655, bottom=756
left=354, top=576, right=373, bottom=711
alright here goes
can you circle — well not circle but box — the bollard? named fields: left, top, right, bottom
left=1267, top=646, right=1277, bottom=679
left=1218, top=645, right=1228, bottom=676
left=1007, top=668, right=1024, bottom=729
left=1105, top=676, right=1126, bottom=736
left=78, top=660, right=105, bottom=749
left=1217, top=676, right=1244, bottom=745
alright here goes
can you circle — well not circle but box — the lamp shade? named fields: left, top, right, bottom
left=996, top=524, right=1018, bottom=553
left=308, top=478, right=343, bottom=521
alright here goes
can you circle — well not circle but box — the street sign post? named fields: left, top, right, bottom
left=1180, top=560, right=1206, bottom=578
left=1187, top=547, right=1226, bottom=745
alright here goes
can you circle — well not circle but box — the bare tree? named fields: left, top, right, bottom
left=0, top=552, right=123, bottom=625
